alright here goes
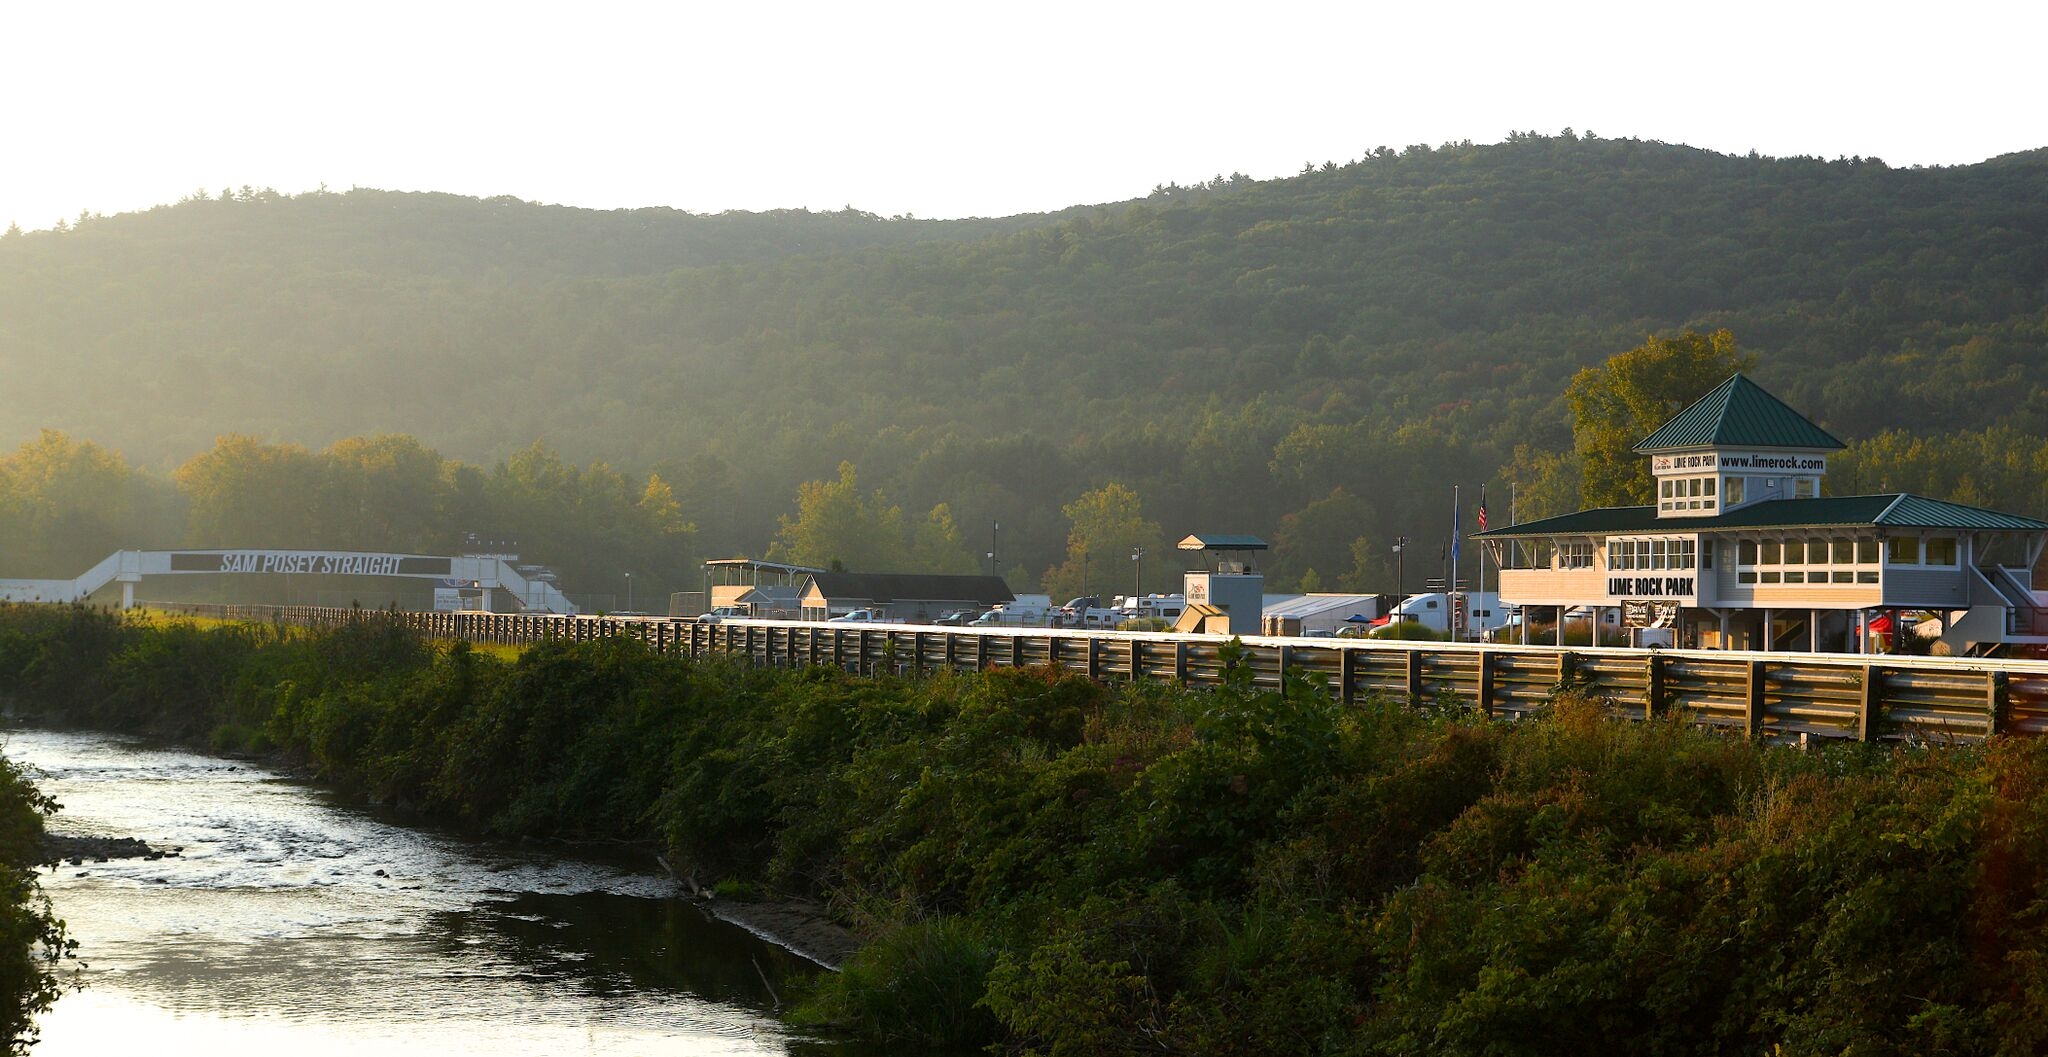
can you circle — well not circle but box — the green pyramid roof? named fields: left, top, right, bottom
left=1633, top=374, right=1846, bottom=453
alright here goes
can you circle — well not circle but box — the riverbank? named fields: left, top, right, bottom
left=7, top=603, right=2048, bottom=1054
left=0, top=747, right=75, bottom=1051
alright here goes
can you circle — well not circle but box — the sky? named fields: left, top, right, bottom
left=4, top=0, right=2045, bottom=231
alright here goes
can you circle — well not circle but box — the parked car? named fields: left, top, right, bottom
left=696, top=606, right=745, bottom=624
left=933, top=610, right=972, bottom=626
left=829, top=609, right=880, bottom=623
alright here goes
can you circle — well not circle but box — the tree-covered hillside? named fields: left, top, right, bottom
left=3, top=134, right=2045, bottom=597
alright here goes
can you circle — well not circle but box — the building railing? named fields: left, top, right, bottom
left=137, top=603, right=2048, bottom=746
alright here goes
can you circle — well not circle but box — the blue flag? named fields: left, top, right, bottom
left=1450, top=486, right=1461, bottom=588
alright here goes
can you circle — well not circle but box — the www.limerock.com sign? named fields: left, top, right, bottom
left=168, top=552, right=455, bottom=577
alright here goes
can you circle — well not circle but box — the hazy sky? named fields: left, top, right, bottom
left=5, top=0, right=2043, bottom=230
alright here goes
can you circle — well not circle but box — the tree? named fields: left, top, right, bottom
left=1269, top=487, right=1374, bottom=591
left=1568, top=329, right=1755, bottom=507
left=0, top=431, right=176, bottom=577
left=767, top=462, right=909, bottom=572
left=910, top=503, right=979, bottom=575
left=1042, top=483, right=1164, bottom=602
left=174, top=434, right=323, bottom=546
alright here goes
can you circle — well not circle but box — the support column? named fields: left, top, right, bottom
left=1719, top=610, right=1730, bottom=650
left=1762, top=608, right=1774, bottom=652
left=481, top=587, right=494, bottom=612
left=1809, top=609, right=1818, bottom=653
left=121, top=582, right=135, bottom=610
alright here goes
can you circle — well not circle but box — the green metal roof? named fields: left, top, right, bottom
left=1473, top=494, right=2048, bottom=538
left=1633, top=374, right=1846, bottom=453
left=1177, top=533, right=1269, bottom=551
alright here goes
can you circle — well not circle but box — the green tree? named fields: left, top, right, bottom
left=174, top=434, right=324, bottom=546
left=1269, top=487, right=1373, bottom=590
left=1567, top=329, right=1755, bottom=507
left=0, top=430, right=176, bottom=577
left=767, top=462, right=910, bottom=572
left=910, top=503, right=979, bottom=574
left=1042, top=483, right=1164, bottom=601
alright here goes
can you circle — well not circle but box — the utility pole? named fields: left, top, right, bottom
left=988, top=521, right=999, bottom=578
left=624, top=572, right=633, bottom=612
left=1392, top=536, right=1407, bottom=598
left=1131, top=547, right=1144, bottom=599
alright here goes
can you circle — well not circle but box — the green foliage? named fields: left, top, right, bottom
left=765, top=461, right=975, bottom=574
left=9, top=139, right=2048, bottom=600
left=0, top=750, right=77, bottom=1052
left=796, top=917, right=1000, bottom=1049
left=1567, top=329, right=1755, bottom=507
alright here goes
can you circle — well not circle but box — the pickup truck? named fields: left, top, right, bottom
left=828, top=609, right=881, bottom=623
left=695, top=606, right=746, bottom=624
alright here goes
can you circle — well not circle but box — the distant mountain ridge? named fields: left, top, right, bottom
left=2, top=134, right=2044, bottom=577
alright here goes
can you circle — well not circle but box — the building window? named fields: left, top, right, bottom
left=1795, top=478, right=1817, bottom=499
left=1887, top=537, right=1921, bottom=565
left=1559, top=541, right=1594, bottom=569
left=1924, top=537, right=1958, bottom=566
left=1725, top=477, right=1745, bottom=505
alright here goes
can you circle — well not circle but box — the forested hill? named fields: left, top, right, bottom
left=3, top=134, right=2046, bottom=595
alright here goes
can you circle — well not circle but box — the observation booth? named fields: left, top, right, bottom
left=679, top=558, right=826, bottom=618
left=1174, top=534, right=1268, bottom=636
left=1475, top=374, right=2048, bottom=655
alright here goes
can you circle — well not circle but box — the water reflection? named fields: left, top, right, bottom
left=7, top=728, right=844, bottom=1056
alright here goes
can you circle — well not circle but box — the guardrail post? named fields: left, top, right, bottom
left=1478, top=650, right=1496, bottom=717
left=1129, top=639, right=1142, bottom=682
left=944, top=632, right=958, bottom=672
left=1174, top=641, right=1189, bottom=685
left=1859, top=665, right=1884, bottom=742
left=976, top=633, right=990, bottom=671
left=1644, top=653, right=1665, bottom=720
left=1086, top=638, right=1102, bottom=681
left=1746, top=659, right=1767, bottom=739
left=1989, top=670, right=2010, bottom=737
left=1339, top=648, right=1357, bottom=706
left=1406, top=650, right=1424, bottom=706
left=1277, top=644, right=1292, bottom=685
left=1011, top=635, right=1025, bottom=669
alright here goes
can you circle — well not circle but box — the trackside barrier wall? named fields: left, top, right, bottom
left=132, top=603, right=2048, bottom=746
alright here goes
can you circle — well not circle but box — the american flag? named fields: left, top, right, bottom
left=1477, top=486, right=1488, bottom=531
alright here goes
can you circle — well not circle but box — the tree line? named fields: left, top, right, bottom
left=4, top=135, right=2047, bottom=597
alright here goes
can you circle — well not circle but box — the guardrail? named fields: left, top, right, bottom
left=140, top=602, right=2048, bottom=746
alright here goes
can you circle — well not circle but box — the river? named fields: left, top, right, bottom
left=4, top=728, right=851, bottom=1056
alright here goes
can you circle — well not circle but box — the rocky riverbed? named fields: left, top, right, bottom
left=38, top=832, right=175, bottom=866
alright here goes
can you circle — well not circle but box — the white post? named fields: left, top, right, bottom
left=121, top=582, right=134, bottom=610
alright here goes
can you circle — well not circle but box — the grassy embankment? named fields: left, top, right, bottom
left=3, top=602, right=2048, bottom=1056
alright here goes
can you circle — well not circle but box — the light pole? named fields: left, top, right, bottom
left=624, top=572, right=633, bottom=613
left=988, top=520, right=999, bottom=578
left=1131, top=547, right=1144, bottom=600
left=1392, top=537, right=1408, bottom=602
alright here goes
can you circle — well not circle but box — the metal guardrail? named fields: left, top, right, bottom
left=140, top=603, right=2048, bottom=746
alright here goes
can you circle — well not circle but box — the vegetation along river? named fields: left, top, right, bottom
left=5, top=727, right=847, bottom=1056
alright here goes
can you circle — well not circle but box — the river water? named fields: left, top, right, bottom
left=4, top=728, right=848, bottom=1056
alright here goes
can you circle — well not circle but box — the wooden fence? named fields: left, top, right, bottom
left=143, top=603, right=2048, bottom=746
